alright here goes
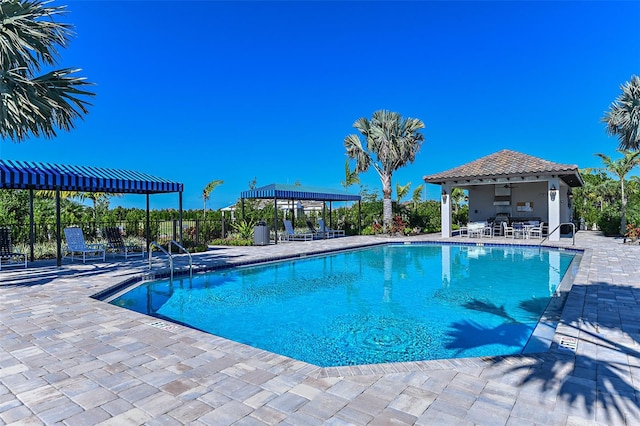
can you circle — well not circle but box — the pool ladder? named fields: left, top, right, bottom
left=148, top=240, right=192, bottom=280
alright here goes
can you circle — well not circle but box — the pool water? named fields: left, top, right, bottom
left=110, top=244, right=577, bottom=367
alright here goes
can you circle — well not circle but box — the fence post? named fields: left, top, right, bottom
left=172, top=220, right=177, bottom=242
left=221, top=216, right=226, bottom=239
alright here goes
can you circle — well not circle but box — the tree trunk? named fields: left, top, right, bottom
left=621, top=180, right=626, bottom=235
left=381, top=174, right=392, bottom=232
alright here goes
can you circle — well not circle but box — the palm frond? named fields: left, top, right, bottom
left=0, top=0, right=72, bottom=72
left=0, top=1, right=94, bottom=143
left=344, top=134, right=371, bottom=173
left=602, top=75, right=640, bottom=150
left=1, top=67, right=94, bottom=141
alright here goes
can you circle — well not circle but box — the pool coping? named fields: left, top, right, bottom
left=91, top=240, right=587, bottom=378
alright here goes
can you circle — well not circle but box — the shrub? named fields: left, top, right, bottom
left=625, top=224, right=640, bottom=242
left=597, top=207, right=622, bottom=236
left=231, top=219, right=256, bottom=240
left=209, top=238, right=253, bottom=246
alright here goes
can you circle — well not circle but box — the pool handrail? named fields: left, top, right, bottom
left=149, top=241, right=174, bottom=280
left=539, top=222, right=576, bottom=247
left=168, top=240, right=192, bottom=277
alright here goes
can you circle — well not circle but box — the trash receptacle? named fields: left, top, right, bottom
left=254, top=221, right=270, bottom=246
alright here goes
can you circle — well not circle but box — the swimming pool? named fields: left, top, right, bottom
left=108, top=243, right=579, bottom=367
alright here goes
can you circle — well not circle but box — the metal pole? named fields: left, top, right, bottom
left=56, top=188, right=61, bottom=267
left=329, top=201, right=333, bottom=228
left=146, top=194, right=150, bottom=254
left=29, top=188, right=35, bottom=262
left=179, top=191, right=183, bottom=245
left=274, top=197, right=278, bottom=244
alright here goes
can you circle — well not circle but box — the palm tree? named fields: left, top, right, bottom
left=411, top=184, right=424, bottom=209
left=594, top=150, right=640, bottom=234
left=344, top=110, right=425, bottom=231
left=341, top=159, right=360, bottom=214
left=202, top=179, right=223, bottom=221
left=0, top=0, right=94, bottom=142
left=395, top=182, right=411, bottom=204
left=450, top=187, right=467, bottom=222
left=35, top=190, right=117, bottom=221
left=340, top=159, right=360, bottom=192
left=602, top=75, right=640, bottom=151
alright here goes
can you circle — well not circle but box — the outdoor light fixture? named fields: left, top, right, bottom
left=442, top=188, right=448, bottom=203
left=549, top=184, right=557, bottom=201
left=567, top=189, right=574, bottom=199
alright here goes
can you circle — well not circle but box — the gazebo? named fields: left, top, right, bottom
left=0, top=159, right=184, bottom=265
left=423, top=150, right=583, bottom=241
left=240, top=183, right=361, bottom=243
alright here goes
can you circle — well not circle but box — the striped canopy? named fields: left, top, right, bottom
left=0, top=160, right=183, bottom=194
left=241, top=183, right=360, bottom=202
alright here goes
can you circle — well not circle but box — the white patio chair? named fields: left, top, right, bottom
left=503, top=222, right=515, bottom=238
left=528, top=222, right=543, bottom=239
left=64, top=227, right=106, bottom=263
left=467, top=222, right=485, bottom=238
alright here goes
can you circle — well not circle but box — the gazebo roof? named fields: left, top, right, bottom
left=241, top=183, right=360, bottom=202
left=423, top=149, right=583, bottom=187
left=0, top=159, right=183, bottom=194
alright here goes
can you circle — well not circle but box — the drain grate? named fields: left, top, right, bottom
left=558, top=336, right=578, bottom=351
left=149, top=321, right=178, bottom=331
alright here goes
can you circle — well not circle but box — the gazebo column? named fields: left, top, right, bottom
left=548, top=178, right=561, bottom=242
left=440, top=183, right=452, bottom=238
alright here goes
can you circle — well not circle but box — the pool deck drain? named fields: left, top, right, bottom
left=1, top=232, right=639, bottom=425
left=148, top=321, right=179, bottom=331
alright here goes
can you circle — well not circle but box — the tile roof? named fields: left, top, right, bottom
left=423, top=149, right=581, bottom=184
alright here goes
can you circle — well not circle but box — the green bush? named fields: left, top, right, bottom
left=597, top=207, right=622, bottom=236
left=209, top=238, right=254, bottom=246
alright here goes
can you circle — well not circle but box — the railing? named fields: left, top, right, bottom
left=148, top=240, right=193, bottom=281
left=149, top=241, right=174, bottom=280
left=168, top=240, right=192, bottom=278
left=539, top=222, right=576, bottom=246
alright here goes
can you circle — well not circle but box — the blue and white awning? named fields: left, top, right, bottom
left=0, top=160, right=183, bottom=194
left=241, top=183, right=360, bottom=202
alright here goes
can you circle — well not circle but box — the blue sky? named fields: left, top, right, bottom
left=1, top=1, right=639, bottom=210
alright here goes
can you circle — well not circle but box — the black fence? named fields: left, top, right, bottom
left=1, top=219, right=226, bottom=247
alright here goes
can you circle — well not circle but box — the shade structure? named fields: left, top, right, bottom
left=0, top=159, right=183, bottom=193
left=241, top=183, right=361, bottom=202
left=240, top=184, right=361, bottom=243
left=0, top=159, right=184, bottom=266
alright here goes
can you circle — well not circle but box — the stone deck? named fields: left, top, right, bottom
left=1, top=231, right=639, bottom=425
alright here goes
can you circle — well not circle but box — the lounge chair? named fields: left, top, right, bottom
left=282, top=220, right=314, bottom=241
left=306, top=220, right=324, bottom=239
left=318, top=219, right=345, bottom=237
left=0, top=227, right=27, bottom=270
left=63, top=227, right=106, bottom=263
left=104, top=226, right=146, bottom=259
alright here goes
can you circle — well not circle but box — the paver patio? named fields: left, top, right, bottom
left=1, top=231, right=639, bottom=425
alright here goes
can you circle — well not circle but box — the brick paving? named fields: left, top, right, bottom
left=1, top=231, right=639, bottom=425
